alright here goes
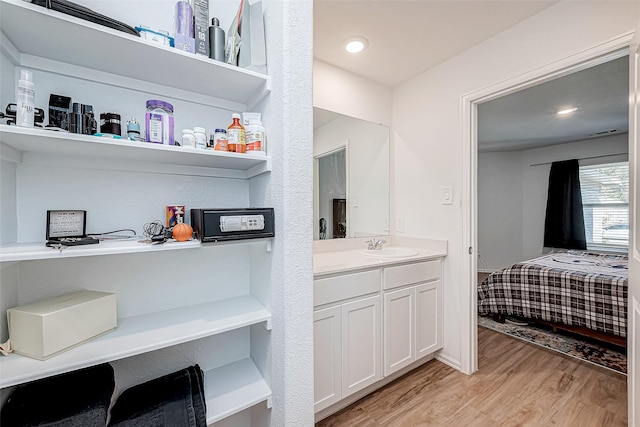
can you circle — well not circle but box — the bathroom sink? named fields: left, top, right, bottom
left=358, top=247, right=419, bottom=258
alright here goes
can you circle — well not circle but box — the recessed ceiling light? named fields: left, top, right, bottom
left=344, top=36, right=368, bottom=54
left=557, top=107, right=578, bottom=115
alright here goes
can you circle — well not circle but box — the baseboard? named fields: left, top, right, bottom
left=435, top=352, right=461, bottom=371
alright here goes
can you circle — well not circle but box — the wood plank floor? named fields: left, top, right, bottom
left=316, top=327, right=627, bottom=426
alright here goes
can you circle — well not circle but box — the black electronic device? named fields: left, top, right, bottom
left=48, top=94, right=72, bottom=131
left=191, top=208, right=274, bottom=243
left=46, top=210, right=99, bottom=247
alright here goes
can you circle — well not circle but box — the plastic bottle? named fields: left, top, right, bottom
left=213, top=128, right=228, bottom=151
left=245, top=118, right=265, bottom=155
left=145, top=100, right=174, bottom=145
left=182, top=129, right=196, bottom=148
left=227, top=113, right=246, bottom=153
left=193, top=127, right=207, bottom=149
left=16, top=69, right=35, bottom=128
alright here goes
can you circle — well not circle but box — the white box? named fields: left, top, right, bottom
left=7, top=290, right=117, bottom=360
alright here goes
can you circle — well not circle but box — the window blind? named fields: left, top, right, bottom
left=579, top=161, right=629, bottom=249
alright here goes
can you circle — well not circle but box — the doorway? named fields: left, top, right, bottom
left=314, top=146, right=348, bottom=240
left=461, top=35, right=634, bottom=375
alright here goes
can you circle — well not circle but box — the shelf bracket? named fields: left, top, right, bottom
left=266, top=396, right=273, bottom=409
left=264, top=318, right=272, bottom=331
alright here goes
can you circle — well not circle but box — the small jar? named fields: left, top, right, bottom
left=181, top=129, right=195, bottom=148
left=193, top=126, right=207, bottom=149
left=213, top=128, right=228, bottom=151
left=145, top=99, right=174, bottom=145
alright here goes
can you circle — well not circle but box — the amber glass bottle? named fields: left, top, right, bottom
left=227, top=113, right=246, bottom=153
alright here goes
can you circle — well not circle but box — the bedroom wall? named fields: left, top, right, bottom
left=477, top=151, right=523, bottom=272
left=478, top=133, right=629, bottom=271
left=392, top=1, right=640, bottom=371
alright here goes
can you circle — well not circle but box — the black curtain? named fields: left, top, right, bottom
left=543, top=159, right=587, bottom=250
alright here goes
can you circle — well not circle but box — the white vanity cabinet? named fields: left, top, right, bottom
left=313, top=269, right=381, bottom=412
left=382, top=260, right=442, bottom=376
left=313, top=253, right=444, bottom=416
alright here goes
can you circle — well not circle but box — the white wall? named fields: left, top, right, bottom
left=313, top=59, right=392, bottom=126
left=478, top=133, right=629, bottom=272
left=477, top=150, right=523, bottom=271
left=392, top=1, right=640, bottom=370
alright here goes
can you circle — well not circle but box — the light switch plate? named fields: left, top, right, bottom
left=442, top=186, right=453, bottom=205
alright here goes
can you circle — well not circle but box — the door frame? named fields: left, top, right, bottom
left=313, top=140, right=350, bottom=240
left=460, top=31, right=635, bottom=375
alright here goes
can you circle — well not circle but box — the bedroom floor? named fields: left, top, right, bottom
left=315, top=327, right=627, bottom=426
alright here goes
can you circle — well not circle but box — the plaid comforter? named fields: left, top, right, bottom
left=478, top=251, right=628, bottom=337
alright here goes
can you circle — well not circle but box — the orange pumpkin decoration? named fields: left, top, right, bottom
left=172, top=223, right=193, bottom=242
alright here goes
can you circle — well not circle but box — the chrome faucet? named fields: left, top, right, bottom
left=367, top=239, right=387, bottom=250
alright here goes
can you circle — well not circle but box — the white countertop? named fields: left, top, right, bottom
left=313, top=247, right=446, bottom=276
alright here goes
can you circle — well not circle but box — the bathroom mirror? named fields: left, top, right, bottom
left=313, top=108, right=390, bottom=240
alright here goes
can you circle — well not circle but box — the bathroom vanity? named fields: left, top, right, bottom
left=313, top=238, right=447, bottom=419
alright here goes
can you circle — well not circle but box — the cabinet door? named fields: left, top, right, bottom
left=314, top=305, right=342, bottom=412
left=383, top=287, right=415, bottom=376
left=341, top=295, right=381, bottom=398
left=415, top=280, right=443, bottom=359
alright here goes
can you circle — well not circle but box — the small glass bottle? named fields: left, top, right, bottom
left=227, top=113, right=246, bottom=153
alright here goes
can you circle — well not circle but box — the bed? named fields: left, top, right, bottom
left=477, top=251, right=628, bottom=346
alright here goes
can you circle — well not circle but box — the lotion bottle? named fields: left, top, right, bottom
left=16, top=69, right=34, bottom=128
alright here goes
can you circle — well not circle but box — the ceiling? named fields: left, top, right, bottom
left=314, top=0, right=558, bottom=88
left=313, top=1, right=630, bottom=151
left=478, top=55, right=629, bottom=151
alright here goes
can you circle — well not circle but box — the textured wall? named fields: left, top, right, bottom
left=260, top=0, right=315, bottom=425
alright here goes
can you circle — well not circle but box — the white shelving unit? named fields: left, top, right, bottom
left=204, top=358, right=272, bottom=424
left=0, top=125, right=272, bottom=179
left=0, top=0, right=276, bottom=423
left=0, top=237, right=272, bottom=263
left=0, top=0, right=270, bottom=105
left=0, top=295, right=270, bottom=388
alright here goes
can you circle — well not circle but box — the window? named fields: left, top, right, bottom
left=579, top=161, right=629, bottom=250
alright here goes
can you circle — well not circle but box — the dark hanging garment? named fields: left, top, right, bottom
left=0, top=363, right=115, bottom=427
left=543, top=159, right=587, bottom=250
left=108, top=365, right=207, bottom=427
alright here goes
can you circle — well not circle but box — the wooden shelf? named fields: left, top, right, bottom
left=0, top=0, right=270, bottom=105
left=0, top=295, right=271, bottom=388
left=0, top=125, right=271, bottom=179
left=205, top=358, right=272, bottom=424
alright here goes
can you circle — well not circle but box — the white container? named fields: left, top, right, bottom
left=16, top=69, right=34, bottom=128
left=245, top=118, right=265, bottom=154
left=182, top=128, right=196, bottom=148
left=193, top=126, right=207, bottom=149
left=7, top=290, right=117, bottom=360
